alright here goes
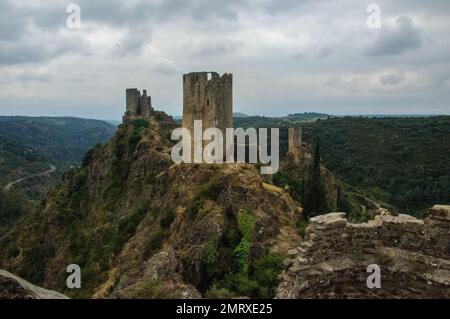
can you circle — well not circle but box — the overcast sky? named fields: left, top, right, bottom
left=0, top=0, right=449, bottom=119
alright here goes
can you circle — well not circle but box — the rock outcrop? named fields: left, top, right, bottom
left=277, top=205, right=450, bottom=299
left=0, top=109, right=301, bottom=299
left=0, top=270, right=68, bottom=299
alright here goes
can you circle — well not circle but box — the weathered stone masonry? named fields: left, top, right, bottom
left=123, top=88, right=153, bottom=123
left=277, top=205, right=450, bottom=298
left=182, top=72, right=233, bottom=159
left=182, top=72, right=233, bottom=138
left=288, top=127, right=302, bottom=164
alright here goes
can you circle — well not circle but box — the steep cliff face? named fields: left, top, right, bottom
left=0, top=112, right=301, bottom=298
left=277, top=205, right=450, bottom=299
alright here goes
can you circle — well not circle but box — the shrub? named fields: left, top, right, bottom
left=222, top=272, right=261, bottom=298
left=128, top=119, right=149, bottom=151
left=186, top=199, right=202, bottom=220
left=251, top=253, right=284, bottom=291
left=232, top=240, right=251, bottom=273
left=160, top=209, right=176, bottom=228
left=130, top=119, right=149, bottom=130
left=117, top=206, right=147, bottom=242
left=200, top=209, right=284, bottom=299
left=237, top=209, right=255, bottom=242
left=6, top=245, right=20, bottom=258
left=143, top=227, right=167, bottom=258
left=232, top=210, right=255, bottom=273
left=202, top=241, right=218, bottom=266
left=82, top=143, right=102, bottom=167
left=194, top=175, right=227, bottom=200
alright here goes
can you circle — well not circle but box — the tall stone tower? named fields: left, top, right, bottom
left=182, top=72, right=233, bottom=139
left=123, top=88, right=153, bottom=123
left=288, top=126, right=302, bottom=164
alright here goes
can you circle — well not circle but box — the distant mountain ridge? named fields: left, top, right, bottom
left=0, top=116, right=116, bottom=169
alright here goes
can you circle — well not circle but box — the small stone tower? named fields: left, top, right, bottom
left=288, top=126, right=302, bottom=164
left=182, top=72, right=233, bottom=139
left=123, top=88, right=153, bottom=123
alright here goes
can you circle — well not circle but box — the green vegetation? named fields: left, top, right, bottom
left=202, top=241, right=218, bottom=266
left=0, top=116, right=115, bottom=170
left=302, top=116, right=450, bottom=215
left=141, top=206, right=177, bottom=258
left=221, top=252, right=284, bottom=298
left=106, top=119, right=149, bottom=202
left=199, top=209, right=283, bottom=299
left=116, top=205, right=148, bottom=251
left=236, top=114, right=450, bottom=215
left=160, top=208, right=176, bottom=228
left=303, top=138, right=329, bottom=217
left=251, top=253, right=284, bottom=291
left=232, top=210, right=255, bottom=273
left=0, top=116, right=115, bottom=231
left=143, top=227, right=167, bottom=259
left=233, top=113, right=329, bottom=128
left=273, top=171, right=303, bottom=203
left=128, top=119, right=149, bottom=151
left=0, top=190, right=29, bottom=236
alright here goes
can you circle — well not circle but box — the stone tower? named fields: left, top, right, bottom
left=123, top=88, right=153, bottom=123
left=182, top=72, right=233, bottom=139
left=288, top=126, right=302, bottom=164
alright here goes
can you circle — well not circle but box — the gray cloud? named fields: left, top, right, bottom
left=366, top=16, right=423, bottom=56
left=380, top=71, right=406, bottom=86
left=0, top=0, right=449, bottom=118
left=113, top=26, right=153, bottom=56
left=0, top=35, right=91, bottom=65
left=0, top=1, right=91, bottom=65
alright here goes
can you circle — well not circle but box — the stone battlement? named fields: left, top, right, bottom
left=277, top=205, right=450, bottom=298
left=183, top=71, right=233, bottom=84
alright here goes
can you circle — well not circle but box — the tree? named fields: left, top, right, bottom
left=303, top=137, right=329, bottom=217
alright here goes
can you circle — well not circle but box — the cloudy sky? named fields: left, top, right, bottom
left=0, top=0, right=449, bottom=119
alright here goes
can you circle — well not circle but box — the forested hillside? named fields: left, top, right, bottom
left=0, top=116, right=116, bottom=234
left=302, top=116, right=450, bottom=215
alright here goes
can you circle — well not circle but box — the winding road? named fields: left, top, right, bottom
left=3, top=165, right=56, bottom=191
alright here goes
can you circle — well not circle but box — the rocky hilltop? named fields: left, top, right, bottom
left=0, top=111, right=301, bottom=298
left=277, top=205, right=450, bottom=298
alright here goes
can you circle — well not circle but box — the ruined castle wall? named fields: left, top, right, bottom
left=182, top=72, right=233, bottom=138
left=277, top=205, right=450, bottom=298
left=288, top=127, right=302, bottom=164
left=126, top=88, right=140, bottom=115
left=139, top=90, right=152, bottom=117
left=123, top=89, right=153, bottom=123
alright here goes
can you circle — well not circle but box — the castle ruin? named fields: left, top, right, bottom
left=182, top=72, right=233, bottom=141
left=123, top=88, right=154, bottom=123
left=288, top=126, right=302, bottom=164
left=277, top=205, right=450, bottom=298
